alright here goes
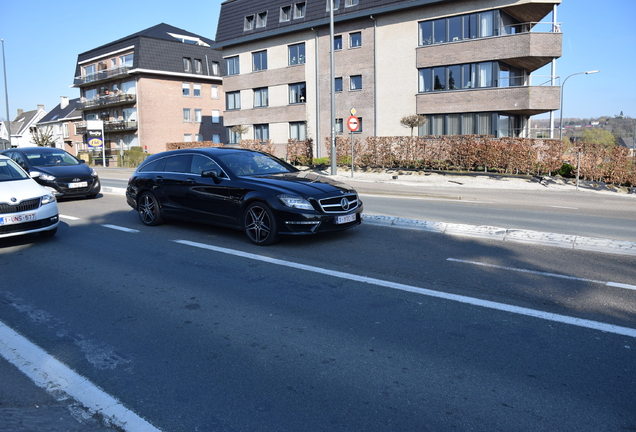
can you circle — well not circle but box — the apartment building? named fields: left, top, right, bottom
left=72, top=23, right=225, bottom=156
left=214, top=0, right=562, bottom=156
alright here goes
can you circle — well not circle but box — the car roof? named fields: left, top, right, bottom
left=11, top=147, right=68, bottom=154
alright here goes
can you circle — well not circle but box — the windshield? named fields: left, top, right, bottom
left=216, top=152, right=293, bottom=177
left=28, top=151, right=79, bottom=167
left=0, top=159, right=30, bottom=182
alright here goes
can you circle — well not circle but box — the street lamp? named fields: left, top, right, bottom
left=1, top=39, right=11, bottom=147
left=558, top=70, right=600, bottom=140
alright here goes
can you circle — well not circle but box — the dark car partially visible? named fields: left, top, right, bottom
left=126, top=147, right=363, bottom=245
left=0, top=147, right=101, bottom=199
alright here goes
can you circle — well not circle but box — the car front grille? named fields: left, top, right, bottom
left=57, top=177, right=96, bottom=194
left=0, top=198, right=41, bottom=214
left=318, top=193, right=360, bottom=213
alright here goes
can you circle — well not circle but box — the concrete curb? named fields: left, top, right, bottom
left=363, top=214, right=636, bottom=257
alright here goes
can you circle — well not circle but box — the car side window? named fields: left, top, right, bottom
left=164, top=155, right=192, bottom=173
left=12, top=153, right=27, bottom=170
left=190, top=155, right=222, bottom=175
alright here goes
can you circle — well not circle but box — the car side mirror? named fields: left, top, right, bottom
left=202, top=168, right=222, bottom=183
left=79, top=159, right=86, bottom=164
left=30, top=171, right=40, bottom=178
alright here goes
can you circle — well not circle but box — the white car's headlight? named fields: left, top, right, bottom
left=41, top=193, right=56, bottom=205
left=279, top=194, right=313, bottom=210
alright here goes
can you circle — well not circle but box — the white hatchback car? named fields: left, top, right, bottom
left=0, top=155, right=59, bottom=239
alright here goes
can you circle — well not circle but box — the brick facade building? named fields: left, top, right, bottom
left=72, top=23, right=225, bottom=156
left=214, top=0, right=562, bottom=157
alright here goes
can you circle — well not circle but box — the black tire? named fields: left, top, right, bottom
left=137, top=191, right=164, bottom=226
left=39, top=227, right=57, bottom=237
left=243, top=202, right=278, bottom=245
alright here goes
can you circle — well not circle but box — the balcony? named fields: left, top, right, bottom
left=416, top=85, right=560, bottom=117
left=75, top=120, right=138, bottom=134
left=73, top=66, right=131, bottom=86
left=76, top=93, right=136, bottom=110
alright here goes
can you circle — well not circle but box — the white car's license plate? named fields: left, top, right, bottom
left=69, top=181, right=88, bottom=188
left=335, top=214, right=356, bottom=224
left=0, top=213, right=36, bottom=226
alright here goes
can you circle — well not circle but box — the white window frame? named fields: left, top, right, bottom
left=193, top=84, right=201, bottom=97
left=183, top=108, right=191, bottom=122
left=182, top=83, right=191, bottom=97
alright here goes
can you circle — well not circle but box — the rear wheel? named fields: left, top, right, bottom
left=243, top=202, right=278, bottom=245
left=137, top=191, right=164, bottom=226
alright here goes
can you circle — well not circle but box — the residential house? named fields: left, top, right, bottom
left=36, top=97, right=84, bottom=155
left=0, top=105, right=48, bottom=148
left=72, top=23, right=224, bottom=156
left=214, top=0, right=562, bottom=157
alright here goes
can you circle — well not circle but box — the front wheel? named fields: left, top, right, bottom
left=243, top=202, right=278, bottom=245
left=137, top=191, right=164, bottom=226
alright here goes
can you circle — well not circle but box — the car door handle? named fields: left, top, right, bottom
left=186, top=178, right=196, bottom=184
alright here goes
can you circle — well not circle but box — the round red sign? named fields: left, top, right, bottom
left=347, top=116, right=359, bottom=132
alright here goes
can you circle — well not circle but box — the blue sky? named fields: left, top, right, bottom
left=1, top=0, right=634, bottom=122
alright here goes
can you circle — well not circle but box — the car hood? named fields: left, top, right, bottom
left=0, top=179, right=49, bottom=203
left=246, top=171, right=357, bottom=196
left=30, top=164, right=94, bottom=178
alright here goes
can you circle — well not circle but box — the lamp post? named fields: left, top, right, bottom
left=1, top=39, right=11, bottom=147
left=559, top=70, right=600, bottom=140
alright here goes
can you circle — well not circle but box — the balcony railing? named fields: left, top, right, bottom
left=75, top=120, right=138, bottom=134
left=73, top=66, right=131, bottom=86
left=76, top=93, right=136, bottom=110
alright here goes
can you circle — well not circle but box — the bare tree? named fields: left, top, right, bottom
left=231, top=125, right=249, bottom=142
left=400, top=115, right=427, bottom=136
left=31, top=126, right=56, bottom=147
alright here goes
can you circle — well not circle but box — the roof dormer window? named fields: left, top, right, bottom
left=245, top=15, right=255, bottom=31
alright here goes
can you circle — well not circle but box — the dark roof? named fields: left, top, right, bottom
left=38, top=98, right=81, bottom=124
left=10, top=109, right=42, bottom=136
left=74, top=23, right=222, bottom=79
left=618, top=137, right=635, bottom=149
left=214, top=0, right=449, bottom=46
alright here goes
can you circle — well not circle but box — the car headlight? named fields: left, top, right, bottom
left=279, top=194, right=313, bottom=210
left=90, top=168, right=98, bottom=177
left=32, top=171, right=56, bottom=181
left=41, top=193, right=56, bottom=205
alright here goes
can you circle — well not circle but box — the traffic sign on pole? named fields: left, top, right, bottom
left=347, top=116, right=359, bottom=132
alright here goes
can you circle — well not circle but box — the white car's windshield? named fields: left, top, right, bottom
left=0, top=159, right=30, bottom=182
left=29, top=152, right=79, bottom=167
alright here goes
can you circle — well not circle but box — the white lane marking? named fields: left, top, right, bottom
left=60, top=214, right=80, bottom=220
left=102, top=224, right=139, bottom=233
left=447, top=258, right=636, bottom=291
left=174, top=240, right=636, bottom=338
left=547, top=205, right=578, bottom=209
left=0, top=320, right=161, bottom=432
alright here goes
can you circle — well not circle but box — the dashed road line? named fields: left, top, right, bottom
left=174, top=240, right=636, bottom=338
left=447, top=258, right=636, bottom=291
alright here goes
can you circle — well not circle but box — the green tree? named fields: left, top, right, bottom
left=400, top=115, right=427, bottom=137
left=579, top=128, right=617, bottom=148
left=30, top=126, right=56, bottom=147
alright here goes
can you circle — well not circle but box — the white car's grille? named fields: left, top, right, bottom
left=0, top=198, right=41, bottom=214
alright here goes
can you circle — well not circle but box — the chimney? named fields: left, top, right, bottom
left=60, top=97, right=69, bottom=109
left=37, top=104, right=44, bottom=111
left=17, top=109, right=23, bottom=117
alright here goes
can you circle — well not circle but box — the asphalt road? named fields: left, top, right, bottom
left=1, top=192, right=635, bottom=431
